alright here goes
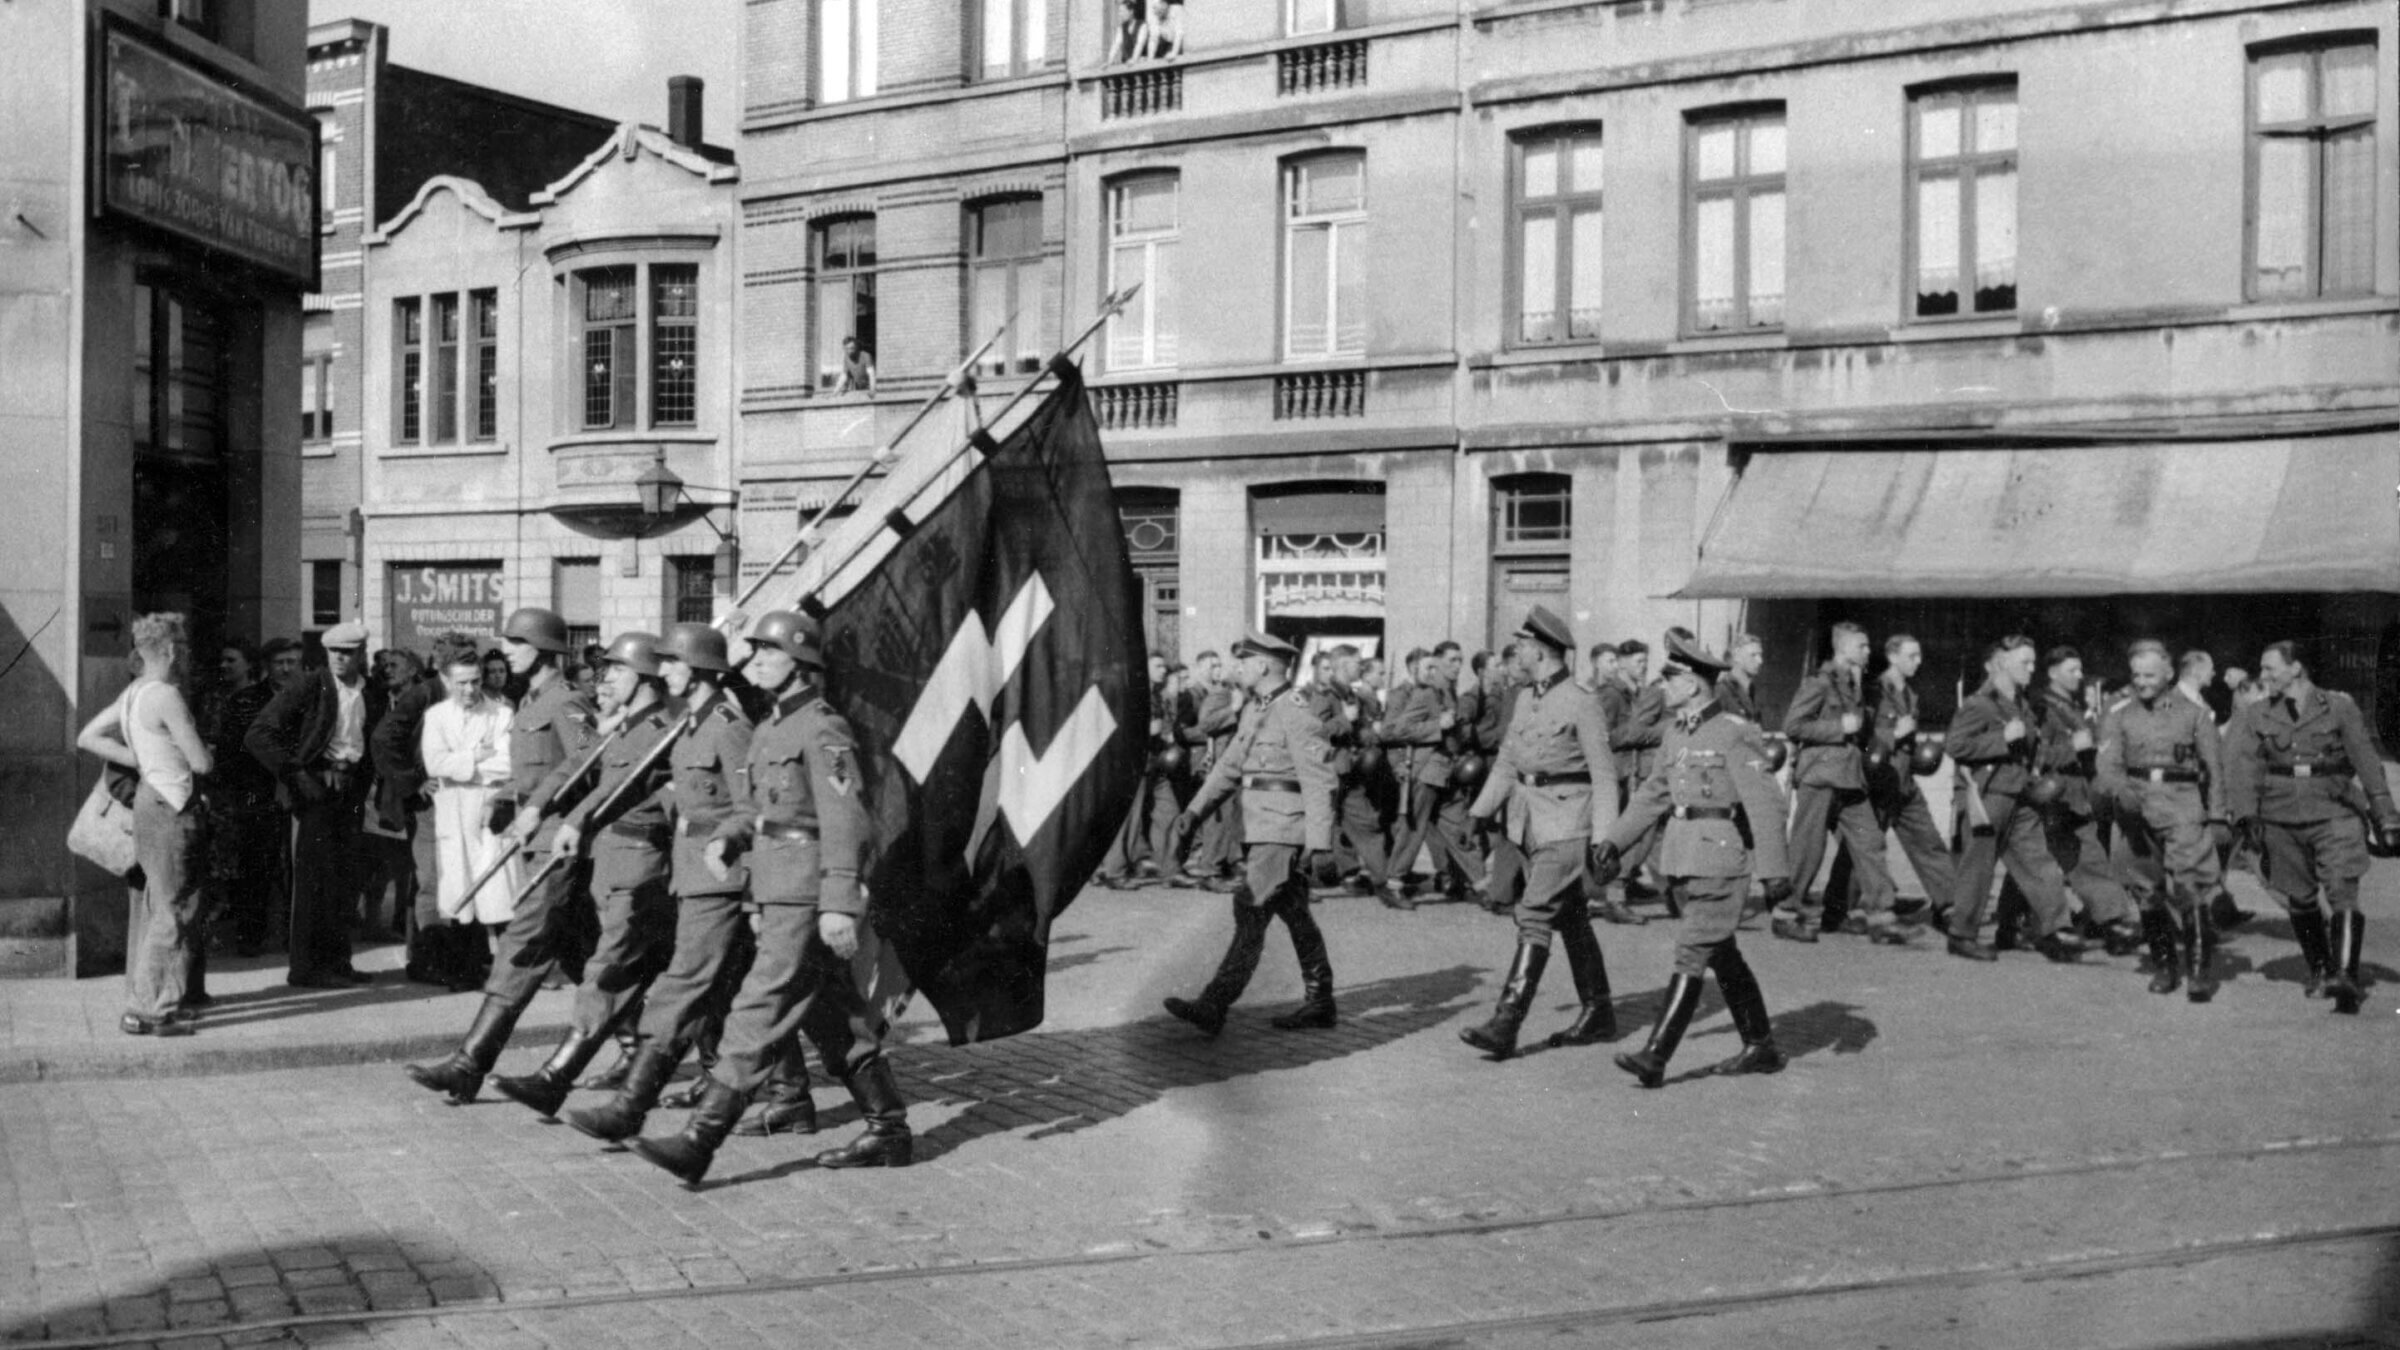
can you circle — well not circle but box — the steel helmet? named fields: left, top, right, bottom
left=746, top=610, right=823, bottom=666
left=598, top=631, right=663, bottom=677
left=655, top=622, right=732, bottom=674
left=499, top=607, right=572, bottom=655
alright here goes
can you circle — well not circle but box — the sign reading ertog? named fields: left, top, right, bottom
left=98, top=20, right=318, bottom=289
left=388, top=564, right=506, bottom=653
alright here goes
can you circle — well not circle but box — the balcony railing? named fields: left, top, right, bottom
left=1273, top=370, right=1366, bottom=420
left=1101, top=66, right=1183, bottom=119
left=1278, top=39, right=1368, bottom=95
left=1091, top=381, right=1181, bottom=431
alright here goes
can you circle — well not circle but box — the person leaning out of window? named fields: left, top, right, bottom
left=78, top=612, right=215, bottom=1037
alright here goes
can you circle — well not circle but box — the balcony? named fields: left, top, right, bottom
left=1101, top=66, right=1183, bottom=119
left=1274, top=370, right=1367, bottom=420
left=1091, top=381, right=1181, bottom=431
left=1277, top=39, right=1368, bottom=96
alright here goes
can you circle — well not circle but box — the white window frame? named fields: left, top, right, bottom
left=1282, top=153, right=1368, bottom=361
left=1106, top=174, right=1179, bottom=371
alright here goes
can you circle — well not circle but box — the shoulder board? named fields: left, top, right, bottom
left=2106, top=697, right=2132, bottom=714
left=806, top=696, right=835, bottom=718
left=1283, top=690, right=1308, bottom=707
left=1720, top=711, right=1751, bottom=726
left=711, top=699, right=744, bottom=724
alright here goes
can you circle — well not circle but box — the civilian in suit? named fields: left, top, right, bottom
left=247, top=621, right=387, bottom=988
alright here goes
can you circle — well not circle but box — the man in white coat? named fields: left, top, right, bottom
left=421, top=649, right=516, bottom=933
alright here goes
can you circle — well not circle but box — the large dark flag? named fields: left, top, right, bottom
left=817, top=362, right=1149, bottom=1044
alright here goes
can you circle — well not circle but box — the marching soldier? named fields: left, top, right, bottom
left=1384, top=648, right=1489, bottom=905
left=405, top=607, right=598, bottom=1105
left=1460, top=608, right=1619, bottom=1059
left=2095, top=640, right=2231, bottom=1002
left=1865, top=634, right=1960, bottom=923
left=1944, top=635, right=2083, bottom=964
left=1470, top=644, right=1532, bottom=914
left=1774, top=623, right=1903, bottom=945
left=1312, top=645, right=1401, bottom=907
left=629, top=610, right=906, bottom=1184
left=1594, top=630, right=1791, bottom=1088
left=1190, top=652, right=1246, bottom=888
left=1607, top=640, right=1668, bottom=910
left=1162, top=631, right=1341, bottom=1035
left=564, top=623, right=817, bottom=1146
left=487, top=631, right=683, bottom=1119
left=2023, top=647, right=2141, bottom=954
left=2221, top=640, right=2400, bottom=1014
left=1715, top=633, right=1765, bottom=724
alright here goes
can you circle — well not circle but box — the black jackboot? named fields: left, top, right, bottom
left=2142, top=908, right=2182, bottom=996
left=578, top=1032, right=642, bottom=1091
left=2288, top=906, right=2334, bottom=999
left=2325, top=911, right=2365, bottom=1015
left=491, top=1025, right=614, bottom=1120
left=403, top=994, right=523, bottom=1105
left=1706, top=945, right=1785, bottom=1076
left=733, top=1048, right=818, bottom=1136
left=1270, top=901, right=1339, bottom=1030
left=1546, top=920, right=1618, bottom=1047
left=1164, top=898, right=1272, bottom=1036
left=628, top=1081, right=749, bottom=1187
left=2184, top=905, right=2219, bottom=1004
left=564, top=1039, right=679, bottom=1146
left=814, top=1058, right=913, bottom=1169
left=1614, top=973, right=1705, bottom=1089
left=1459, top=942, right=1547, bottom=1058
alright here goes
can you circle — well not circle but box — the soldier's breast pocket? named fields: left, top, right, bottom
left=758, top=751, right=808, bottom=806
left=750, top=834, right=822, bottom=907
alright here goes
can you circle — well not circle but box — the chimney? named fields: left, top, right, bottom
left=667, top=76, right=703, bottom=149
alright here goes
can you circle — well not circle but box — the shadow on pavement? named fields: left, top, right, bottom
left=0, top=1231, right=488, bottom=1346
left=1043, top=945, right=1136, bottom=975
left=725, top=963, right=1483, bottom=1181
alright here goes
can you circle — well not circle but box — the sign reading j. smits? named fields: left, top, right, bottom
left=388, top=563, right=505, bottom=652
left=97, top=17, right=318, bottom=289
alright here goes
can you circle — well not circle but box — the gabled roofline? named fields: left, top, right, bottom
left=530, top=123, right=740, bottom=206
left=365, top=175, right=540, bottom=244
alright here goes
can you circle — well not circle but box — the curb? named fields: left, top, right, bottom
left=0, top=1017, right=574, bottom=1086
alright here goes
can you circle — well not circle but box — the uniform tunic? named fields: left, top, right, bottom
left=1866, top=671, right=1957, bottom=909
left=2096, top=689, right=2226, bottom=913
left=1780, top=662, right=1895, bottom=925
left=2222, top=680, right=2392, bottom=914
left=1384, top=681, right=1487, bottom=891
left=544, top=697, right=683, bottom=1037
left=483, top=673, right=598, bottom=1005
left=632, top=689, right=773, bottom=1055
left=711, top=682, right=880, bottom=1092
left=1185, top=681, right=1337, bottom=908
left=1311, top=679, right=1391, bottom=885
left=2027, top=685, right=2135, bottom=925
left=1947, top=682, right=2074, bottom=939
left=1601, top=702, right=1790, bottom=975
left=1468, top=669, right=1618, bottom=940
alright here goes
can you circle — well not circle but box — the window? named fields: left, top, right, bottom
left=134, top=284, right=224, bottom=462
left=969, top=199, right=1043, bottom=378
left=1686, top=107, right=1786, bottom=333
left=653, top=266, right=698, bottom=426
left=1106, top=174, right=1179, bottom=370
left=1287, top=0, right=1338, bottom=35
left=976, top=0, right=1046, bottom=79
left=579, top=267, right=637, bottom=430
left=431, top=294, right=460, bottom=443
left=820, top=0, right=879, bottom=104
left=171, top=0, right=216, bottom=39
left=300, top=355, right=332, bottom=442
left=1283, top=153, right=1367, bottom=359
left=394, top=297, right=422, bottom=443
left=1512, top=127, right=1603, bottom=345
left=668, top=555, right=717, bottom=625
left=554, top=558, right=601, bottom=654
left=1909, top=83, right=2017, bottom=318
left=310, top=560, right=342, bottom=629
left=816, top=217, right=878, bottom=390
left=2250, top=38, right=2377, bottom=301
left=472, top=290, right=499, bottom=440
left=319, top=126, right=336, bottom=223
left=1494, top=474, right=1572, bottom=549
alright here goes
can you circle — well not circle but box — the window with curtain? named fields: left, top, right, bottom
left=2249, top=38, right=2377, bottom=301
left=1106, top=173, right=1179, bottom=370
left=1909, top=82, right=2017, bottom=318
left=580, top=267, right=638, bottom=430
left=1283, top=153, right=1367, bottom=359
left=1686, top=106, right=1786, bottom=333
left=969, top=198, right=1043, bottom=377
left=816, top=216, right=878, bottom=389
left=1512, top=126, right=1603, bottom=345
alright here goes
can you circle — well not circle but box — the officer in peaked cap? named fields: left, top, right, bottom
left=407, top=606, right=600, bottom=1104
left=1162, top=629, right=1342, bottom=1035
left=1461, top=606, right=1619, bottom=1059
left=1595, top=628, right=1793, bottom=1088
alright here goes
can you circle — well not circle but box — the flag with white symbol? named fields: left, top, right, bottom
left=819, top=362, right=1148, bottom=1044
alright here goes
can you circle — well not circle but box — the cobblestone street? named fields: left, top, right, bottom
left=4, top=867, right=2398, bottom=1348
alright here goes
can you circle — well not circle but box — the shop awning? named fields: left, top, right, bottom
left=1675, top=433, right=2400, bottom=598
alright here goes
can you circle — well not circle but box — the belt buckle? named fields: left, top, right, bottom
left=2293, top=764, right=2314, bottom=779
left=2146, top=769, right=2165, bottom=782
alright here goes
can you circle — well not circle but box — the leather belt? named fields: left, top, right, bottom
left=2130, top=767, right=2200, bottom=784
left=757, top=820, right=819, bottom=842
left=680, top=817, right=726, bottom=838
left=1671, top=806, right=1736, bottom=820
left=1244, top=776, right=1300, bottom=793
left=2268, top=761, right=2349, bottom=779
left=1520, top=771, right=1592, bottom=787
left=606, top=820, right=668, bottom=841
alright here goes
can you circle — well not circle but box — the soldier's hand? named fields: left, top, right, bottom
left=550, top=823, right=583, bottom=860
left=1759, top=876, right=1795, bottom=907
left=2072, top=728, right=2094, bottom=753
left=484, top=796, right=516, bottom=835
left=503, top=811, right=540, bottom=847
left=1166, top=812, right=1198, bottom=861
left=2003, top=718, right=2027, bottom=742
left=2373, top=812, right=2400, bottom=858
left=704, top=837, right=733, bottom=881
left=1587, top=841, right=1622, bottom=888
left=1840, top=712, right=1863, bottom=736
left=2238, top=816, right=2267, bottom=856
left=818, top=913, right=860, bottom=960
left=1893, top=715, right=1917, bottom=740
left=1309, top=849, right=1340, bottom=888
left=1438, top=711, right=1457, bottom=730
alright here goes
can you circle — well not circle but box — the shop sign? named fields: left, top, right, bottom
left=388, top=563, right=505, bottom=652
left=97, top=19, right=318, bottom=288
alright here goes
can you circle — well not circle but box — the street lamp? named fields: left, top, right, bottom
left=635, top=449, right=739, bottom=579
